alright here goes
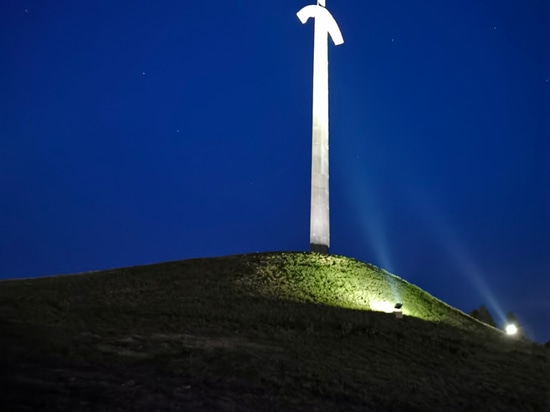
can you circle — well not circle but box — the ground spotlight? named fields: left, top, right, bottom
left=505, top=323, right=518, bottom=335
left=394, top=302, right=403, bottom=319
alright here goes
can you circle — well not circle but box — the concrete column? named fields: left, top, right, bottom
left=297, top=3, right=343, bottom=255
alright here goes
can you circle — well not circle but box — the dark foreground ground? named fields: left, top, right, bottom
left=0, top=253, right=548, bottom=411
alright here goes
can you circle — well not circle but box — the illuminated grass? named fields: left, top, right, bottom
left=234, top=252, right=488, bottom=332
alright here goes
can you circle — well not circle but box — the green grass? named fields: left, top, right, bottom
left=0, top=252, right=548, bottom=411
left=233, top=252, right=487, bottom=329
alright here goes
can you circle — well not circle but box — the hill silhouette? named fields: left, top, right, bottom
left=0, top=252, right=548, bottom=411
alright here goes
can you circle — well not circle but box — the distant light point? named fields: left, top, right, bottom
left=142, top=72, right=146, bottom=75
left=391, top=38, right=395, bottom=42
left=493, top=26, right=496, bottom=30
left=505, top=323, right=517, bottom=335
left=176, top=129, right=180, bottom=133
left=25, top=9, right=29, bottom=13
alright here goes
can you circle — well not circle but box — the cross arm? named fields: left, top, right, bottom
left=296, top=5, right=344, bottom=46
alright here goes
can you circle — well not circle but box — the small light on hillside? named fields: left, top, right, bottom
left=505, top=323, right=517, bottom=335
left=370, top=301, right=395, bottom=313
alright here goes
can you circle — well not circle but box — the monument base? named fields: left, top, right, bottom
left=310, top=243, right=329, bottom=254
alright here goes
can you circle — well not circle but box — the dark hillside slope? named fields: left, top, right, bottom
left=0, top=252, right=548, bottom=411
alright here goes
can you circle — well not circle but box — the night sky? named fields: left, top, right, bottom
left=1, top=1, right=548, bottom=342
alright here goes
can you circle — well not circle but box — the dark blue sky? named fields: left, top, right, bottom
left=1, top=0, right=548, bottom=341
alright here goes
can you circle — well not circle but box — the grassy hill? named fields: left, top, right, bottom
left=0, top=252, right=548, bottom=411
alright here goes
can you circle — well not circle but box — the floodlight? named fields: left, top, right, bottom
left=394, top=302, right=403, bottom=319
left=370, top=301, right=394, bottom=313
left=505, top=323, right=518, bottom=335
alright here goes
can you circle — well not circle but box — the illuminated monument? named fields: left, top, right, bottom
left=297, top=0, right=344, bottom=254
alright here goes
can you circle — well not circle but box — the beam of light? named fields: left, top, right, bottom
left=348, top=185, right=400, bottom=304
left=403, top=185, right=507, bottom=324
left=444, top=239, right=506, bottom=324
left=337, top=153, right=400, bottom=304
left=336, top=149, right=393, bottom=271
left=381, top=268, right=401, bottom=305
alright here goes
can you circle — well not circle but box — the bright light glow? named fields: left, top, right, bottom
left=370, top=301, right=395, bottom=313
left=505, top=324, right=518, bottom=335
